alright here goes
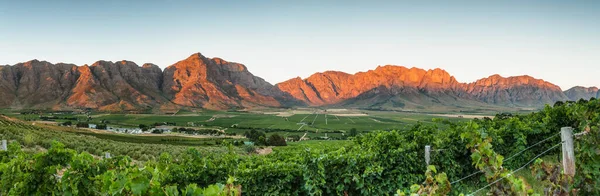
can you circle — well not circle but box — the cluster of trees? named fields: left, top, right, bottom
left=234, top=126, right=320, bottom=133
left=243, top=130, right=266, bottom=145
left=60, top=121, right=106, bottom=130
left=95, top=124, right=107, bottom=129
left=138, top=124, right=151, bottom=131
left=171, top=127, right=223, bottom=136
left=40, top=116, right=77, bottom=121
left=348, top=128, right=358, bottom=137
left=76, top=122, right=89, bottom=128
left=267, top=134, right=286, bottom=146
left=287, top=135, right=301, bottom=142
left=61, top=121, right=72, bottom=126
left=243, top=130, right=286, bottom=146
left=153, top=122, right=176, bottom=126
left=235, top=127, right=353, bottom=141
left=151, top=129, right=165, bottom=134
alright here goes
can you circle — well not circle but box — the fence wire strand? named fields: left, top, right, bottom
left=467, top=142, right=563, bottom=196
left=450, top=171, right=483, bottom=185
left=504, top=132, right=560, bottom=162
left=450, top=132, right=560, bottom=185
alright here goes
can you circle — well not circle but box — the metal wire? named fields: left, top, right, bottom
left=450, top=132, right=560, bottom=185
left=504, top=132, right=560, bottom=161
left=574, top=131, right=589, bottom=137
left=467, top=142, right=563, bottom=196
left=450, top=170, right=483, bottom=185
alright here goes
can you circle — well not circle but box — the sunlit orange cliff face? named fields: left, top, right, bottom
left=161, top=53, right=282, bottom=110
left=275, top=66, right=571, bottom=108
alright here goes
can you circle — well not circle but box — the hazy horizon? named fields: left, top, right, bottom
left=1, top=0, right=598, bottom=90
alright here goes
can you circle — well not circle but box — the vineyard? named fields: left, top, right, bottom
left=1, top=98, right=599, bottom=195
left=0, top=119, right=239, bottom=160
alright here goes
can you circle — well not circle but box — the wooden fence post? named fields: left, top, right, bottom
left=1, top=140, right=6, bottom=151
left=561, top=127, right=575, bottom=176
left=425, top=145, right=431, bottom=165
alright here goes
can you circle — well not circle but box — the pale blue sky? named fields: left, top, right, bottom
left=1, top=0, right=598, bottom=90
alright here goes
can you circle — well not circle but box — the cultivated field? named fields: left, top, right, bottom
left=3, top=108, right=474, bottom=141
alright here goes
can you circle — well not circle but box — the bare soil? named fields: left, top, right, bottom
left=428, top=114, right=494, bottom=119
left=256, top=147, right=273, bottom=155
left=331, top=113, right=368, bottom=117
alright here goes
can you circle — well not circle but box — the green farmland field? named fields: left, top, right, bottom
left=3, top=109, right=477, bottom=144
left=6, top=109, right=474, bottom=132
left=90, top=110, right=471, bottom=131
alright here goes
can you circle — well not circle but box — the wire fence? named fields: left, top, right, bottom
left=449, top=170, right=483, bottom=185
left=504, top=132, right=560, bottom=161
left=466, top=141, right=563, bottom=196
left=449, top=132, right=560, bottom=185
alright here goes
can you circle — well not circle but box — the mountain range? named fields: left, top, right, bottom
left=0, top=53, right=597, bottom=112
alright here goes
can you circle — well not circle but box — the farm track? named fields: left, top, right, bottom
left=346, top=116, right=356, bottom=123
left=370, top=118, right=384, bottom=123
left=299, top=132, right=308, bottom=141
left=299, top=114, right=311, bottom=123
left=311, top=114, right=319, bottom=125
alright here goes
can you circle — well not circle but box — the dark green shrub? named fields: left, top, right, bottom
left=76, top=122, right=89, bottom=128
left=267, top=134, right=286, bottom=146
left=95, top=124, right=107, bottom=130
left=151, top=129, right=164, bottom=134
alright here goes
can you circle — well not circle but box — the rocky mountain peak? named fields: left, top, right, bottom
left=465, top=74, right=567, bottom=106
left=23, top=59, right=41, bottom=64
left=471, top=74, right=556, bottom=88
left=564, top=86, right=599, bottom=101
left=118, top=60, right=137, bottom=65
left=142, top=63, right=160, bottom=69
left=570, top=86, right=598, bottom=91
left=185, top=52, right=208, bottom=61
left=423, top=68, right=455, bottom=84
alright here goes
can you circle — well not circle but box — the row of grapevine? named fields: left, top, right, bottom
left=0, top=118, right=238, bottom=160
left=0, top=141, right=240, bottom=195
